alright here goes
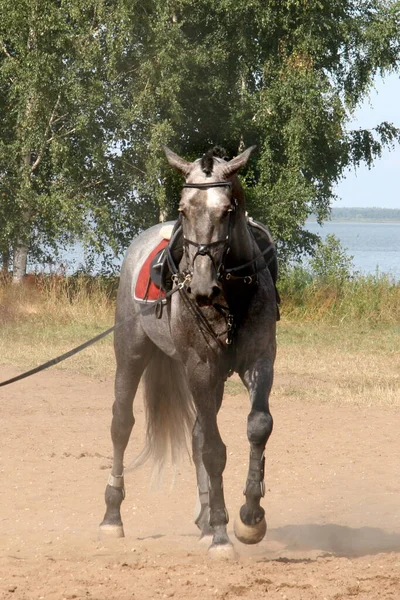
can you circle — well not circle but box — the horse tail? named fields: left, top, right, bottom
left=132, top=348, right=195, bottom=477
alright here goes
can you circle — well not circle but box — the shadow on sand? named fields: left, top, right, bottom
left=267, top=523, right=400, bottom=558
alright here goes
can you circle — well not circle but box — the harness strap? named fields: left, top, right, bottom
left=222, top=242, right=275, bottom=276
left=184, top=237, right=228, bottom=252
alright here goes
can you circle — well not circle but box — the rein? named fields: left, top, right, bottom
left=0, top=182, right=276, bottom=388
left=0, top=284, right=184, bottom=389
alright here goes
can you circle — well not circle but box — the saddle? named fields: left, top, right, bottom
left=134, top=217, right=280, bottom=318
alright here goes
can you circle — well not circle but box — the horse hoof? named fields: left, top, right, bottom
left=208, top=543, right=237, bottom=560
left=198, top=534, right=213, bottom=547
left=233, top=516, right=267, bottom=545
left=99, top=524, right=125, bottom=539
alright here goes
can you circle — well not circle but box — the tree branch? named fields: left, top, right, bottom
left=30, top=93, right=62, bottom=173
left=46, top=128, right=76, bottom=144
left=116, top=156, right=147, bottom=175
left=1, top=42, right=13, bottom=59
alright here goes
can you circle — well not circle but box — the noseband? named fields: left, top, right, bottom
left=181, top=181, right=236, bottom=277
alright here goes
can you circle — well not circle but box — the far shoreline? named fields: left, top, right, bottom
left=307, top=207, right=400, bottom=224
left=306, top=218, right=400, bottom=224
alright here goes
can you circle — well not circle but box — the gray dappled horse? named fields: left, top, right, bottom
left=100, top=146, right=277, bottom=557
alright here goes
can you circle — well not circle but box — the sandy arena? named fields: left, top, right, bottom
left=1, top=365, right=399, bottom=599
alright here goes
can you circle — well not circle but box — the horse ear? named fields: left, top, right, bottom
left=223, top=145, right=256, bottom=177
left=162, top=146, right=191, bottom=177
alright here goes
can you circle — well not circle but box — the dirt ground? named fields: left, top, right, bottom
left=1, top=364, right=400, bottom=600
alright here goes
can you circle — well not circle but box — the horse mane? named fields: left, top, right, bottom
left=200, top=146, right=228, bottom=176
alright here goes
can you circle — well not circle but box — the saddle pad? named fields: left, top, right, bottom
left=134, top=238, right=169, bottom=302
left=159, top=224, right=174, bottom=240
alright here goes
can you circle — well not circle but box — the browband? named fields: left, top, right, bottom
left=182, top=182, right=232, bottom=189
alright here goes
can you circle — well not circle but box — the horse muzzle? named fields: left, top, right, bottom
left=187, top=277, right=222, bottom=307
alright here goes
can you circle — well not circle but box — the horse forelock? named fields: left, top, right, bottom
left=200, top=150, right=215, bottom=176
left=199, top=146, right=228, bottom=177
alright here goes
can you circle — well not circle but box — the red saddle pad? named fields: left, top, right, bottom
left=134, top=238, right=168, bottom=302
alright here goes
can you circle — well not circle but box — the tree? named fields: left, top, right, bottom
left=117, top=0, right=400, bottom=261
left=0, top=0, right=145, bottom=280
left=1, top=1, right=399, bottom=276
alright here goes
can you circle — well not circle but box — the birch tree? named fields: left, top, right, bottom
left=1, top=0, right=399, bottom=275
left=0, top=0, right=140, bottom=280
left=118, top=0, right=400, bottom=260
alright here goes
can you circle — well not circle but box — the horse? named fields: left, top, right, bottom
left=99, top=145, right=277, bottom=558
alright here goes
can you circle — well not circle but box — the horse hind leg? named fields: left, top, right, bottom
left=192, top=417, right=213, bottom=541
left=192, top=384, right=225, bottom=542
left=99, top=339, right=152, bottom=538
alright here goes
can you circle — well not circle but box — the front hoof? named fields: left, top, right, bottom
left=99, top=523, right=125, bottom=539
left=208, top=542, right=237, bottom=561
left=233, top=515, right=267, bottom=545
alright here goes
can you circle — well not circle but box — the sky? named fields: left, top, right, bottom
left=334, top=72, right=400, bottom=209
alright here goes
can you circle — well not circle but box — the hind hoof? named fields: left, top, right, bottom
left=208, top=543, right=237, bottom=561
left=233, top=516, right=267, bottom=545
left=99, top=524, right=125, bottom=539
left=198, top=534, right=213, bottom=547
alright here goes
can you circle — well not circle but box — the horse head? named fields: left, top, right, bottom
left=163, top=145, right=256, bottom=307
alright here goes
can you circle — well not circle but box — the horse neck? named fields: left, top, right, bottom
left=227, top=208, right=257, bottom=266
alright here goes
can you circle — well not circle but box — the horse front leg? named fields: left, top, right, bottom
left=234, top=358, right=274, bottom=545
left=191, top=380, right=235, bottom=558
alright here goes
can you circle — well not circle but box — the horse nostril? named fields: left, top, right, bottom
left=211, top=285, right=221, bottom=299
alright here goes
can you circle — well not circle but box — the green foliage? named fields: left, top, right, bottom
left=279, top=238, right=399, bottom=324
left=0, top=0, right=143, bottom=268
left=115, top=0, right=400, bottom=260
left=309, top=234, right=355, bottom=283
left=1, top=0, right=400, bottom=272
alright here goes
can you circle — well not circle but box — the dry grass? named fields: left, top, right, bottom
left=0, top=276, right=115, bottom=377
left=0, top=277, right=399, bottom=407
left=274, top=322, right=400, bottom=407
left=280, top=272, right=400, bottom=324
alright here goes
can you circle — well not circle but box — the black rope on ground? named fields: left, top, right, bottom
left=0, top=287, right=179, bottom=389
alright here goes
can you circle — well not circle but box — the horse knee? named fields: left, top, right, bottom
left=247, top=411, right=273, bottom=445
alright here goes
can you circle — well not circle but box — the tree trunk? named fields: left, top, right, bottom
left=1, top=248, right=10, bottom=276
left=12, top=241, right=29, bottom=283
left=159, top=206, right=168, bottom=223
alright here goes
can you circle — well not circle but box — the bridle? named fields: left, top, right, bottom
left=178, top=180, right=275, bottom=284
left=165, top=179, right=276, bottom=353
left=181, top=181, right=236, bottom=279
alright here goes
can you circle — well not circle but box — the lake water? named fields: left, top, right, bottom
left=305, top=221, right=400, bottom=279
left=34, top=221, right=400, bottom=279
